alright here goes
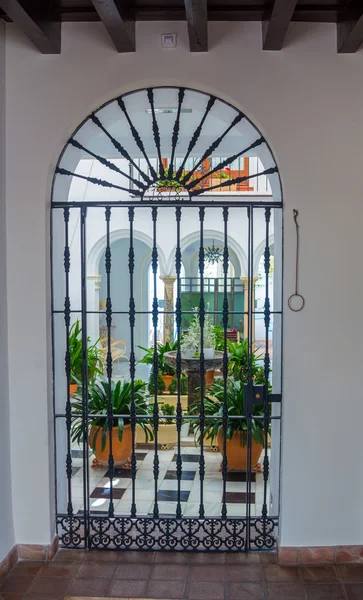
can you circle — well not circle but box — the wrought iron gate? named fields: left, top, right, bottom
left=52, top=87, right=282, bottom=552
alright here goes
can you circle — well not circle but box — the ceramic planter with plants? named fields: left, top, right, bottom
left=71, top=377, right=153, bottom=467
left=191, top=377, right=269, bottom=471
left=148, top=370, right=166, bottom=395
left=168, top=374, right=188, bottom=395
left=155, top=402, right=177, bottom=449
left=68, top=319, right=102, bottom=396
left=180, top=308, right=216, bottom=359
left=138, top=340, right=178, bottom=391
left=156, top=177, right=183, bottom=193
left=136, top=402, right=189, bottom=449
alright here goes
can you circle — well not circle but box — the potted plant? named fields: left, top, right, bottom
left=136, top=402, right=189, bottom=449
left=157, top=176, right=182, bottom=193
left=71, top=377, right=153, bottom=467
left=168, top=375, right=188, bottom=395
left=191, top=377, right=269, bottom=471
left=180, top=308, right=216, bottom=359
left=68, top=320, right=102, bottom=396
left=138, top=340, right=177, bottom=391
left=227, top=338, right=265, bottom=383
left=148, top=370, right=166, bottom=395
left=212, top=168, right=230, bottom=180
left=156, top=402, right=178, bottom=449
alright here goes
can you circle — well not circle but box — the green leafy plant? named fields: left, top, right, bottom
left=68, top=320, right=102, bottom=383
left=212, top=169, right=230, bottom=180
left=138, top=340, right=177, bottom=375
left=148, top=370, right=166, bottom=395
left=181, top=308, right=216, bottom=356
left=191, top=377, right=270, bottom=446
left=157, top=178, right=182, bottom=192
left=157, top=402, right=176, bottom=424
left=214, top=325, right=225, bottom=351
left=227, top=338, right=266, bottom=383
left=168, top=375, right=188, bottom=395
left=71, top=377, right=153, bottom=451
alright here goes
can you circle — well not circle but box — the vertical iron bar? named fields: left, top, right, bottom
left=214, top=278, right=218, bottom=325
left=80, top=205, right=90, bottom=545
left=128, top=207, right=137, bottom=517
left=63, top=207, right=74, bottom=518
left=221, top=207, right=229, bottom=519
left=168, top=88, right=185, bottom=180
left=51, top=208, right=59, bottom=529
left=105, top=207, right=114, bottom=517
left=262, top=208, right=272, bottom=531
left=175, top=206, right=183, bottom=518
left=151, top=207, right=160, bottom=518
left=147, top=89, right=165, bottom=179
left=198, top=206, right=205, bottom=519
left=245, top=205, right=254, bottom=551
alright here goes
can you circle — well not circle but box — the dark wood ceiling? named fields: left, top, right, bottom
left=0, top=1, right=362, bottom=54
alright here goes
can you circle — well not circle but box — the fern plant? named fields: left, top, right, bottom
left=71, top=377, right=153, bottom=451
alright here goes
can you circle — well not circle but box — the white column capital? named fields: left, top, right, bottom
left=159, top=275, right=177, bottom=287
left=87, top=274, right=102, bottom=290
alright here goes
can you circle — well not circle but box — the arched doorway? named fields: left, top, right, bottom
left=52, top=87, right=282, bottom=552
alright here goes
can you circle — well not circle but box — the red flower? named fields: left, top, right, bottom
left=232, top=328, right=237, bottom=332
left=225, top=167, right=231, bottom=172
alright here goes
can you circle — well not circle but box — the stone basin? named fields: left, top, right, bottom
left=164, top=351, right=227, bottom=409
left=164, top=350, right=226, bottom=372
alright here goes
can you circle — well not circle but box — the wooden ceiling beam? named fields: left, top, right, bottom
left=337, top=3, right=363, bottom=53
left=0, top=0, right=60, bottom=53
left=262, top=0, right=298, bottom=51
left=184, top=0, right=208, bottom=52
left=91, top=0, right=135, bottom=53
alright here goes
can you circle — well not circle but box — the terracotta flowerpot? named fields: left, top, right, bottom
left=205, top=370, right=215, bottom=388
left=217, top=430, right=263, bottom=471
left=162, top=374, right=173, bottom=392
left=89, top=424, right=133, bottom=466
left=69, top=383, right=78, bottom=396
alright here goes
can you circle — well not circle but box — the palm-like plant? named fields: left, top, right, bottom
left=191, top=377, right=269, bottom=446
left=68, top=320, right=102, bottom=383
left=71, top=377, right=153, bottom=451
left=138, top=340, right=178, bottom=375
left=227, top=338, right=265, bottom=383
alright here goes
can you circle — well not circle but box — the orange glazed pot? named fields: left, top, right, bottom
left=89, top=424, right=133, bottom=466
left=162, top=374, right=173, bottom=392
left=217, top=430, right=263, bottom=471
left=69, top=383, right=78, bottom=396
left=205, top=370, right=215, bottom=388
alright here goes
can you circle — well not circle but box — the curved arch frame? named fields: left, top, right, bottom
left=88, top=228, right=168, bottom=276
left=169, top=229, right=247, bottom=277
left=51, top=86, right=282, bottom=207
left=51, top=85, right=283, bottom=554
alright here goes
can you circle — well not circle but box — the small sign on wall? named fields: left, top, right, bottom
left=161, top=33, right=177, bottom=48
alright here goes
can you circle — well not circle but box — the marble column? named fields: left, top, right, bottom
left=87, top=274, right=102, bottom=344
left=240, top=276, right=258, bottom=342
left=159, top=275, right=177, bottom=343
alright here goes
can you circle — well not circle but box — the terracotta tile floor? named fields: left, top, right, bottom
left=1, top=551, right=362, bottom=599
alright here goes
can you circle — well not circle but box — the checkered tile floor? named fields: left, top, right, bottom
left=70, top=443, right=269, bottom=518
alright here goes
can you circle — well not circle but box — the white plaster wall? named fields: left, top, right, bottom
left=5, top=20, right=363, bottom=546
left=0, top=21, right=15, bottom=562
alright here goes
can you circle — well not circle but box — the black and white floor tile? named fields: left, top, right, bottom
left=70, top=444, right=269, bottom=518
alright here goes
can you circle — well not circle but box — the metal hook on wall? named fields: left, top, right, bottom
left=288, top=209, right=305, bottom=312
